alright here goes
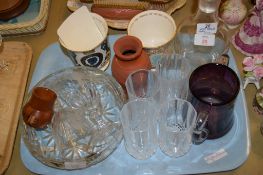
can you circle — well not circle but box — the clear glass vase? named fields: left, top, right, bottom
left=175, top=0, right=229, bottom=69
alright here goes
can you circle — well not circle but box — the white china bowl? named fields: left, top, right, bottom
left=127, top=10, right=176, bottom=49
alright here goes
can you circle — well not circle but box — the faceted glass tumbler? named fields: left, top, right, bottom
left=120, top=99, right=158, bottom=160
left=157, top=54, right=191, bottom=102
left=22, top=67, right=126, bottom=170
left=159, top=98, right=197, bottom=157
left=125, top=69, right=160, bottom=103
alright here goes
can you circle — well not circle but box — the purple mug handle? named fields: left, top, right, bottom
left=192, top=111, right=209, bottom=144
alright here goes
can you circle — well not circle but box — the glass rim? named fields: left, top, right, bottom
left=121, top=98, right=158, bottom=115
left=125, top=68, right=160, bottom=98
left=161, top=97, right=197, bottom=114
left=189, top=63, right=240, bottom=106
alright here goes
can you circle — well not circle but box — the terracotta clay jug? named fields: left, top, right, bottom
left=22, top=87, right=57, bottom=129
left=111, top=35, right=152, bottom=88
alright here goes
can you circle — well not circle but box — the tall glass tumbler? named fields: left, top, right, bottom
left=159, top=98, right=197, bottom=157
left=120, top=99, right=158, bottom=160
left=157, top=54, right=191, bottom=103
left=125, top=69, right=160, bottom=102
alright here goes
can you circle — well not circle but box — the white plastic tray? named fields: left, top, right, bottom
left=20, top=35, right=250, bottom=175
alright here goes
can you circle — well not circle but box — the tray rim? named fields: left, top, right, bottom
left=0, top=41, right=32, bottom=174
left=20, top=34, right=251, bottom=175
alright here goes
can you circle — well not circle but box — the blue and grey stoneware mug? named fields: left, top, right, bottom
left=67, top=39, right=110, bottom=71
left=59, top=13, right=110, bottom=71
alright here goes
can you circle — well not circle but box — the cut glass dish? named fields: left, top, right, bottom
left=22, top=66, right=125, bottom=170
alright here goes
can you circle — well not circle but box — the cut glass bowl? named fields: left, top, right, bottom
left=22, top=66, right=126, bottom=170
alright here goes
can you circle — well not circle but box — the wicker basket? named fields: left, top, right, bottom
left=0, top=0, right=51, bottom=36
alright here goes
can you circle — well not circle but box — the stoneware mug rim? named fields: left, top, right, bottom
left=59, top=12, right=108, bottom=52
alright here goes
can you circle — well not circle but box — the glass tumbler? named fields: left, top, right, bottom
left=120, top=99, right=158, bottom=160
left=157, top=54, right=191, bottom=102
left=159, top=98, right=197, bottom=158
left=125, top=69, right=160, bottom=102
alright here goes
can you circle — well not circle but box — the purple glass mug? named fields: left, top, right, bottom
left=189, top=63, right=240, bottom=144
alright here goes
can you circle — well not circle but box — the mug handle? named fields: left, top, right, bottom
left=192, top=112, right=209, bottom=145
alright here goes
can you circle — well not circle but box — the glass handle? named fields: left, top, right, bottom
left=192, top=112, right=209, bottom=144
left=214, top=54, right=230, bottom=66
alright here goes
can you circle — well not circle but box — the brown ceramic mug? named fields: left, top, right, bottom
left=0, top=0, right=30, bottom=20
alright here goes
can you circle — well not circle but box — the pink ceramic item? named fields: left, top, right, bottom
left=111, top=35, right=152, bottom=88
left=232, top=0, right=263, bottom=56
left=242, top=55, right=263, bottom=89
left=91, top=6, right=144, bottom=20
left=220, top=0, right=247, bottom=28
